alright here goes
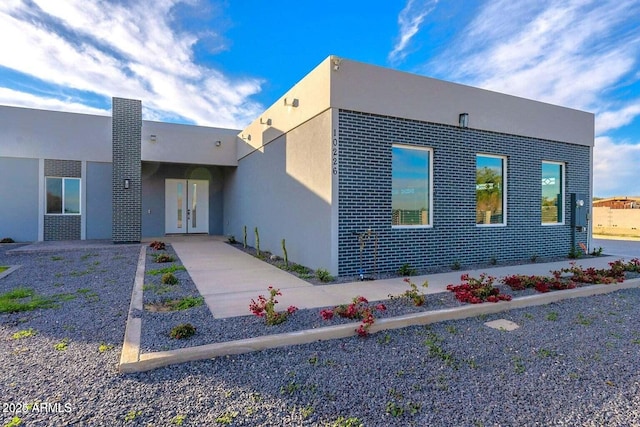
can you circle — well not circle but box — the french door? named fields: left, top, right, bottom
left=165, top=179, right=209, bottom=234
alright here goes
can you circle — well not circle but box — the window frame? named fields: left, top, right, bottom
left=475, top=153, right=507, bottom=227
left=541, top=161, right=565, bottom=226
left=45, top=177, right=81, bottom=215
left=391, top=144, right=433, bottom=229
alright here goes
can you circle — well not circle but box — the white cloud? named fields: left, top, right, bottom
left=0, top=87, right=109, bottom=116
left=429, top=0, right=640, bottom=111
left=0, top=0, right=263, bottom=128
left=596, top=103, right=640, bottom=134
left=593, top=136, right=640, bottom=196
left=388, top=0, right=438, bottom=64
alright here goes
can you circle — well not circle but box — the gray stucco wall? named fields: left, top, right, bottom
left=224, top=111, right=333, bottom=271
left=86, top=162, right=112, bottom=239
left=141, top=162, right=226, bottom=237
left=0, top=157, right=39, bottom=242
left=337, top=109, right=591, bottom=276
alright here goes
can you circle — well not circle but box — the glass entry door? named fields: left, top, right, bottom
left=165, top=179, right=209, bottom=234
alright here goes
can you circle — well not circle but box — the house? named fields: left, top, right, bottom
left=0, top=56, right=594, bottom=276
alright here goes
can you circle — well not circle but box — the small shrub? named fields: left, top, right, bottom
left=227, top=235, right=237, bottom=244
left=169, top=323, right=196, bottom=339
left=54, top=338, right=69, bottom=351
left=149, top=240, right=166, bottom=250
left=249, top=286, right=298, bottom=325
left=390, top=278, right=428, bottom=306
left=398, top=263, right=416, bottom=276
left=568, top=246, right=583, bottom=259
left=530, top=254, right=538, bottom=263
left=451, top=260, right=461, bottom=271
left=316, top=268, right=334, bottom=282
left=288, top=263, right=311, bottom=275
left=591, top=247, right=604, bottom=256
left=98, top=343, right=114, bottom=352
left=161, top=272, right=179, bottom=285
left=11, top=328, right=37, bottom=340
left=153, top=253, right=175, bottom=263
left=1, top=237, right=15, bottom=243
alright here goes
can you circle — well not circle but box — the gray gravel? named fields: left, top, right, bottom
left=2, top=242, right=640, bottom=426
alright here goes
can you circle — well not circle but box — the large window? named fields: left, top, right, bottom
left=46, top=177, right=81, bottom=215
left=541, top=162, right=564, bottom=224
left=392, top=145, right=432, bottom=227
left=476, top=154, right=506, bottom=225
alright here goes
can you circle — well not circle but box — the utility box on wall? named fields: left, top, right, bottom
left=571, top=193, right=588, bottom=230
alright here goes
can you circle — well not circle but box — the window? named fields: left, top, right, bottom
left=46, top=177, right=81, bottom=214
left=476, top=154, right=506, bottom=225
left=392, top=145, right=432, bottom=227
left=541, top=162, right=564, bottom=224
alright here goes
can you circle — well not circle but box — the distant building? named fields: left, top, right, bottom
left=593, top=197, right=640, bottom=237
left=0, top=56, right=594, bottom=275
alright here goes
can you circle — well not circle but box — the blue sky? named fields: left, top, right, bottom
left=1, top=0, right=639, bottom=197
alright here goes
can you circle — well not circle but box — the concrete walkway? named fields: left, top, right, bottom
left=163, top=235, right=628, bottom=319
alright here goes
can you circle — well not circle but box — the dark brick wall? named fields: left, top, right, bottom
left=43, top=159, right=82, bottom=241
left=337, top=110, right=590, bottom=276
left=44, top=159, right=81, bottom=178
left=112, top=98, right=142, bottom=243
left=44, top=216, right=81, bottom=241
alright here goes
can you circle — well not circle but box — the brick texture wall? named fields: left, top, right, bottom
left=337, top=110, right=590, bottom=276
left=112, top=98, right=142, bottom=243
left=44, top=159, right=81, bottom=241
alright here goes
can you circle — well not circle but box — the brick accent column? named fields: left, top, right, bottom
left=112, top=98, right=142, bottom=243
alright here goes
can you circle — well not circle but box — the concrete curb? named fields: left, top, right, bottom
left=118, top=276, right=640, bottom=373
left=0, top=265, right=21, bottom=280
left=118, top=245, right=145, bottom=372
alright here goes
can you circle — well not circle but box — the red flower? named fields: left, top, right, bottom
left=376, top=303, right=387, bottom=311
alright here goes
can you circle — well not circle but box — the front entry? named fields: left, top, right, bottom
left=165, top=179, right=209, bottom=234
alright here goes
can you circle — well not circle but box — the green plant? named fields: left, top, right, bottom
left=530, top=254, right=538, bottom=263
left=98, top=343, right=114, bottom=352
left=282, top=238, right=288, bottom=268
left=280, top=381, right=300, bottom=395
left=227, top=235, right=237, bottom=244
left=576, top=313, right=594, bottom=326
left=568, top=245, right=583, bottom=259
left=451, top=260, right=461, bottom=270
left=490, top=255, right=497, bottom=265
left=512, top=356, right=526, bottom=374
left=51, top=255, right=64, bottom=261
left=591, top=247, right=604, bottom=256
left=0, top=288, right=57, bottom=313
left=255, top=227, right=260, bottom=256
left=332, top=416, right=363, bottom=427
left=249, top=286, right=298, bottom=325
left=390, top=278, right=428, bottom=306
left=537, top=348, right=556, bottom=358
left=398, top=263, right=416, bottom=276
left=316, top=268, right=334, bottom=282
left=124, top=409, right=142, bottom=422
left=54, top=338, right=69, bottom=351
left=288, top=263, right=311, bottom=275
left=300, top=406, right=314, bottom=419
left=215, top=411, right=238, bottom=425
left=161, top=272, right=179, bottom=285
left=1, top=237, right=15, bottom=243
left=169, top=323, right=196, bottom=339
left=424, top=332, right=457, bottom=368
left=386, top=401, right=404, bottom=417
left=147, top=265, right=186, bottom=275
left=11, top=328, right=37, bottom=340
left=5, top=416, right=22, bottom=427
left=546, top=311, right=559, bottom=321
left=171, top=414, right=186, bottom=425
left=174, top=296, right=204, bottom=310
left=243, top=225, right=247, bottom=248
left=153, top=253, right=175, bottom=263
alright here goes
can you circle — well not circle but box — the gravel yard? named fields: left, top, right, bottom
left=2, top=242, right=640, bottom=426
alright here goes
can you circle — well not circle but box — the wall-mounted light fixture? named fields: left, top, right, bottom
left=241, top=134, right=251, bottom=141
left=332, top=57, right=342, bottom=71
left=260, top=118, right=272, bottom=126
left=215, top=140, right=222, bottom=147
left=283, top=97, right=299, bottom=108
left=459, top=113, right=469, bottom=128
left=149, top=134, right=157, bottom=143
left=124, top=179, right=130, bottom=190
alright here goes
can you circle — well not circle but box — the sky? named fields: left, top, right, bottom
left=1, top=0, right=639, bottom=197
